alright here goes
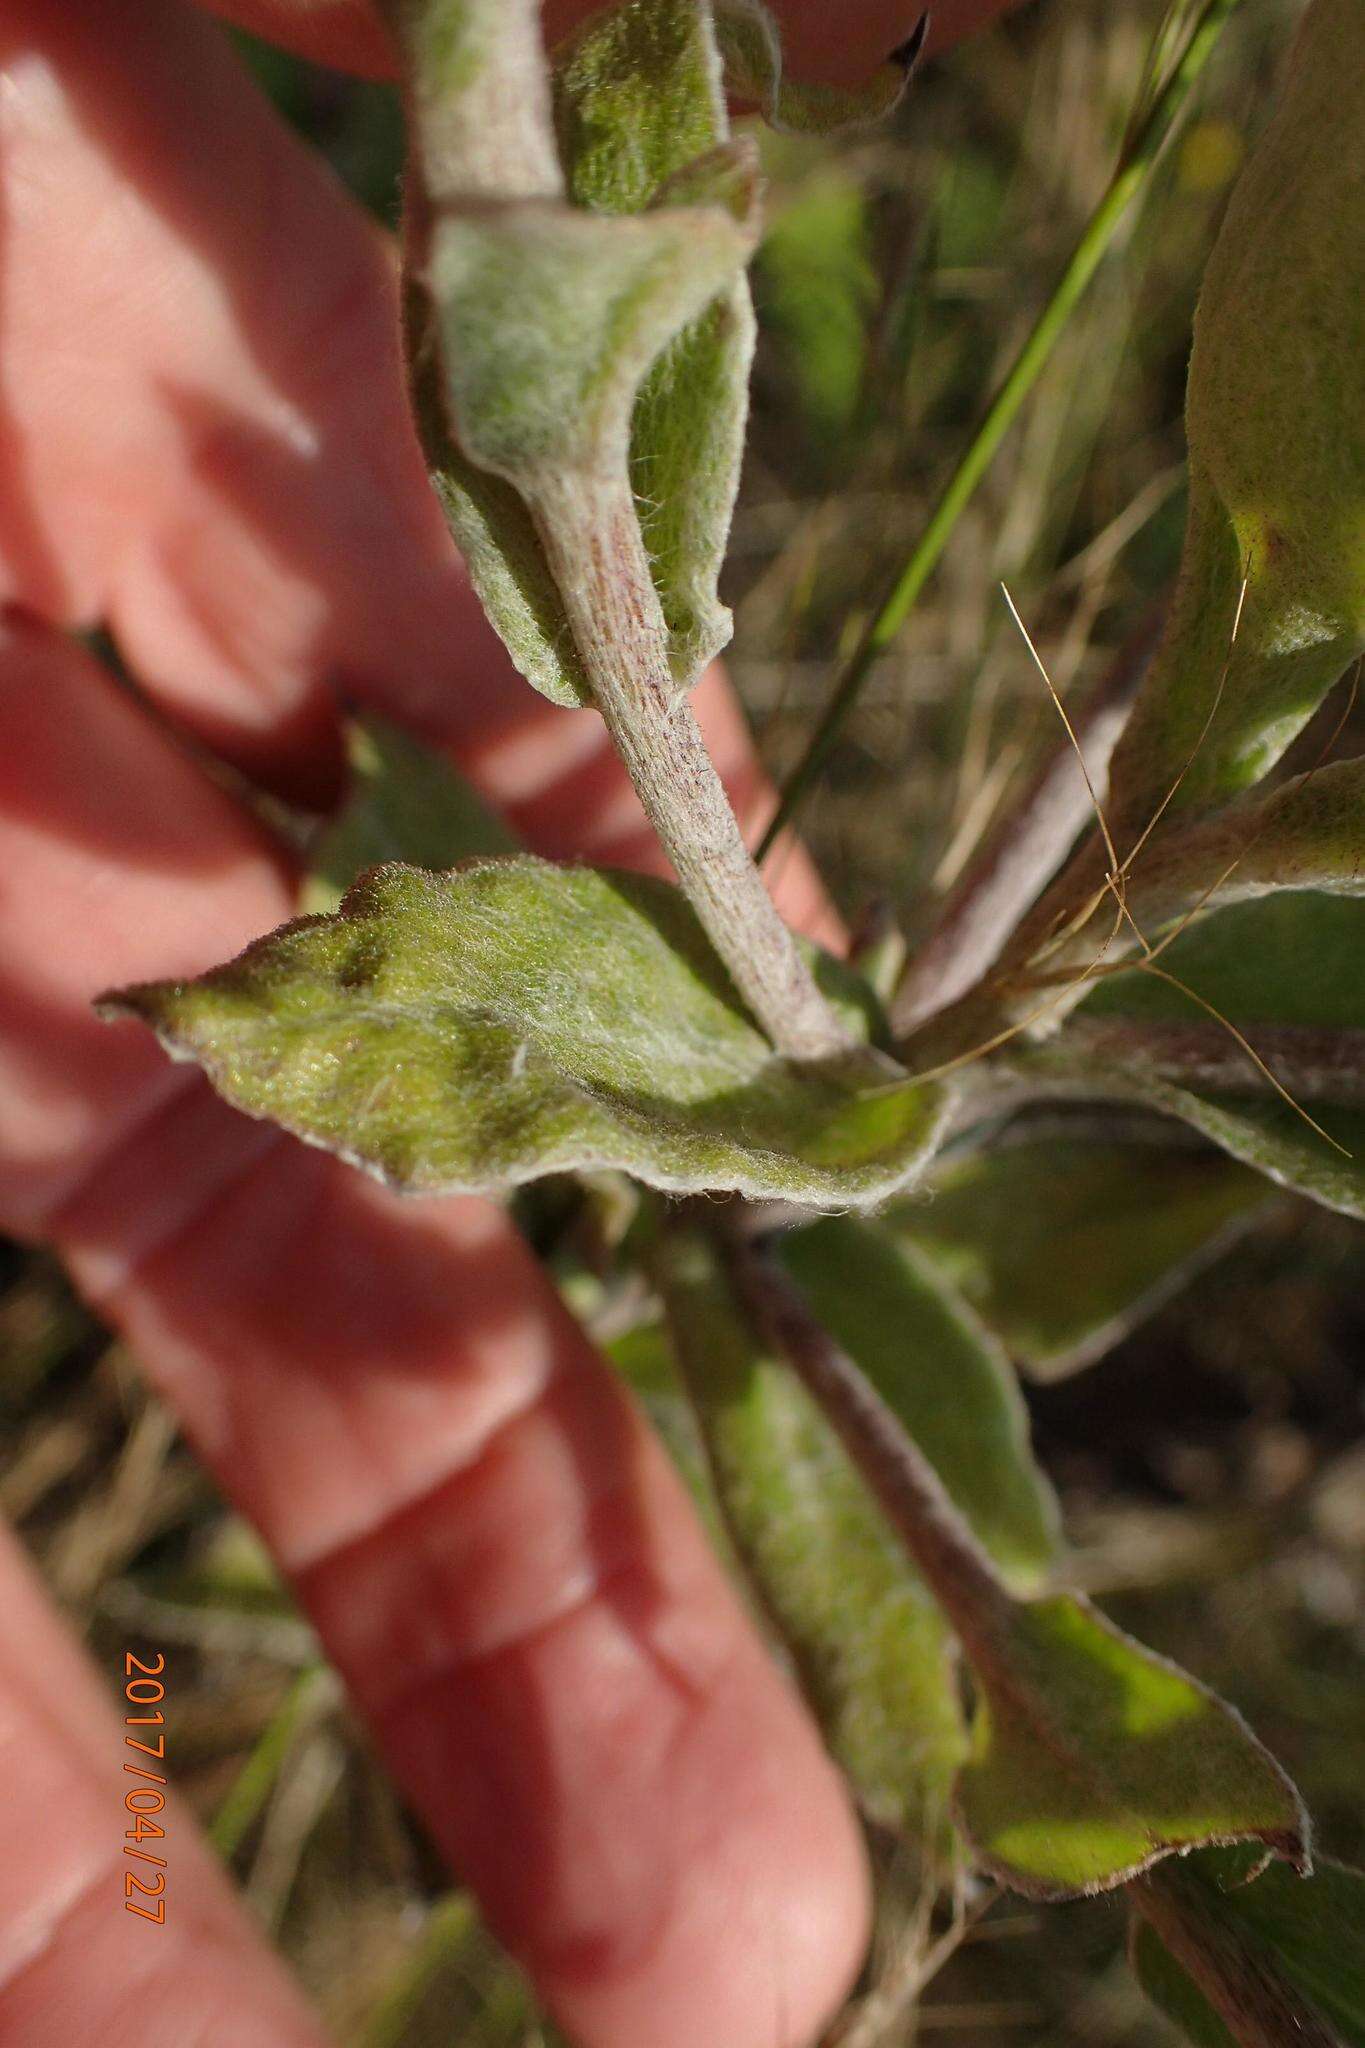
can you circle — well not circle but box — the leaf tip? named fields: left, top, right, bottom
left=94, top=979, right=174, bottom=1033
left=1258, top=1823, right=1314, bottom=1881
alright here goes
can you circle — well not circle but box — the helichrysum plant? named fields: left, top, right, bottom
left=103, top=1, right=1365, bottom=2041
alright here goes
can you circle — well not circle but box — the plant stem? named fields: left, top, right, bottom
left=532, top=474, right=851, bottom=1060
left=893, top=606, right=1163, bottom=1032
left=724, top=1228, right=1015, bottom=1671
left=1130, top=1866, right=1347, bottom=2048
left=388, top=1, right=848, bottom=1063
left=758, top=0, right=1243, bottom=859
left=384, top=0, right=563, bottom=204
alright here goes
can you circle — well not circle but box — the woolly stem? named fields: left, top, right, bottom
left=532, top=473, right=851, bottom=1059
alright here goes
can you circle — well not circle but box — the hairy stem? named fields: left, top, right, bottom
left=1130, top=1866, right=1347, bottom=2048
left=384, top=0, right=563, bottom=203
left=532, top=474, right=851, bottom=1060
left=387, top=1, right=848, bottom=1062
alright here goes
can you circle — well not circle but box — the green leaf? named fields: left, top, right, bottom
left=1131, top=1850, right=1365, bottom=2048
left=654, top=1226, right=967, bottom=1834
left=428, top=194, right=754, bottom=491
left=553, top=0, right=727, bottom=215
left=103, top=858, right=946, bottom=1206
left=755, top=173, right=877, bottom=448
left=1071, top=893, right=1365, bottom=1219
left=1089, top=889, right=1365, bottom=1034
left=778, top=1216, right=1061, bottom=1588
left=1108, top=0, right=1365, bottom=830
left=1131, top=1915, right=1238, bottom=2048
left=654, top=1223, right=1309, bottom=1903
left=551, top=0, right=758, bottom=689
left=1128, top=755, right=1365, bottom=931
left=626, top=272, right=755, bottom=688
left=715, top=0, right=911, bottom=132
left=408, top=306, right=593, bottom=707
left=1078, top=1085, right=1365, bottom=1226
left=717, top=1224, right=1308, bottom=1898
left=303, top=716, right=518, bottom=914
left=407, top=0, right=761, bottom=704
left=399, top=1, right=594, bottom=708
left=955, top=1594, right=1309, bottom=1898
left=603, top=1314, right=727, bottom=1544
left=894, top=1137, right=1271, bottom=1379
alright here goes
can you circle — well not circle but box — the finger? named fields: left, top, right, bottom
left=197, top=0, right=394, bottom=74
left=0, top=0, right=453, bottom=805
left=0, top=617, right=870, bottom=2048
left=194, top=0, right=1024, bottom=79
left=0, top=1526, right=334, bottom=2048
left=0, top=0, right=838, bottom=948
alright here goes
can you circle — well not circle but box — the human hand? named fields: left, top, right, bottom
left=0, top=5, right=1016, bottom=2044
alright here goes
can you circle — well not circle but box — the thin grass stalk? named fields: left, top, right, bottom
left=758, top=0, right=1244, bottom=859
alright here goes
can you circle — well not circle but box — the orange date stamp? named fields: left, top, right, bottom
left=122, top=1651, right=168, bottom=1924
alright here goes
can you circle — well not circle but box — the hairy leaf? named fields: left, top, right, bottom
left=553, top=0, right=758, bottom=687
left=894, top=1138, right=1270, bottom=1379
left=408, top=305, right=592, bottom=706
left=778, top=1217, right=1061, bottom=1587
left=685, top=1219, right=1309, bottom=1900
left=553, top=0, right=727, bottom=213
left=1108, top=0, right=1365, bottom=830
left=1131, top=1850, right=1365, bottom=2048
left=956, top=1595, right=1309, bottom=1897
left=408, top=0, right=760, bottom=703
left=429, top=195, right=754, bottom=489
left=627, top=276, right=755, bottom=687
left=396, top=0, right=581, bottom=702
left=303, top=716, right=518, bottom=915
left=655, top=1227, right=967, bottom=1833
left=1067, top=893, right=1365, bottom=1218
left=1052, top=1079, right=1365, bottom=1226
left=739, top=1233, right=1309, bottom=1897
left=1089, top=888, right=1365, bottom=1034
left=103, top=859, right=947, bottom=1206
left=715, top=0, right=912, bottom=131
left=1127, top=754, right=1365, bottom=931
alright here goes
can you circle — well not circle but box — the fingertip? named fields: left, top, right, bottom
left=545, top=1634, right=873, bottom=2048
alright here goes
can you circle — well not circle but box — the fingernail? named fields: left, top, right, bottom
left=890, top=12, right=931, bottom=75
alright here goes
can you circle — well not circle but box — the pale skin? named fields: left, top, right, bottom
left=0, top=4, right=1015, bottom=2045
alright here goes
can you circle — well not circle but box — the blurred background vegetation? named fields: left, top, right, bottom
left=4, top=0, right=1362, bottom=2041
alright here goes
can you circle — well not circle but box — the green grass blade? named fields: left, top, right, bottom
left=759, top=0, right=1244, bottom=857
